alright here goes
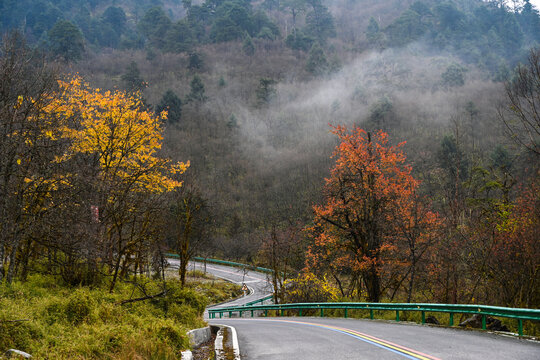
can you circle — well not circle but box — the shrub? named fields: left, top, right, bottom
left=65, top=289, right=96, bottom=325
left=283, top=272, right=339, bottom=303
left=0, top=317, right=42, bottom=352
left=162, top=282, right=208, bottom=314
left=168, top=303, right=204, bottom=328
left=154, top=318, right=188, bottom=346
left=43, top=298, right=66, bottom=325
left=285, top=31, right=314, bottom=51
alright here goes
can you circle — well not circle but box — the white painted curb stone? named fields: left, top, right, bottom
left=213, top=324, right=241, bottom=360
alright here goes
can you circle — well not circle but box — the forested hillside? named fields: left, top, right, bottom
left=2, top=0, right=540, bottom=68
left=1, top=0, right=539, bottom=318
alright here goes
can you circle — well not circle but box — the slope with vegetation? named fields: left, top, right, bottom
left=0, top=272, right=241, bottom=358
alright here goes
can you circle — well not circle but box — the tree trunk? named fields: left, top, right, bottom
left=179, top=256, right=188, bottom=287
left=119, top=254, right=130, bottom=279
left=109, top=252, right=123, bottom=292
left=133, top=254, right=139, bottom=279
left=292, top=10, right=297, bottom=40
left=364, top=264, right=380, bottom=302
left=332, top=272, right=345, bottom=298
left=0, top=239, right=5, bottom=282
left=407, top=258, right=416, bottom=303
left=6, top=237, right=20, bottom=283
left=178, top=200, right=192, bottom=288
left=272, top=273, right=279, bottom=303
left=19, top=238, right=32, bottom=282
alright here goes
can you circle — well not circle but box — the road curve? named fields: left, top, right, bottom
left=209, top=317, right=539, bottom=359
left=167, top=258, right=273, bottom=311
left=170, top=259, right=539, bottom=359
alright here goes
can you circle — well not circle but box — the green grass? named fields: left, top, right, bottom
left=0, top=273, right=241, bottom=359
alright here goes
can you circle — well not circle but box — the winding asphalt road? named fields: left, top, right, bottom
left=170, top=259, right=540, bottom=359
left=167, top=259, right=273, bottom=315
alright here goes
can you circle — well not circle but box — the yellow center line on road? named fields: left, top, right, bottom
left=232, top=318, right=442, bottom=360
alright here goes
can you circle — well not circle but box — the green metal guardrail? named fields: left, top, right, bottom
left=167, top=253, right=539, bottom=336
left=208, top=302, right=540, bottom=336
left=242, top=294, right=274, bottom=307
left=165, top=253, right=273, bottom=274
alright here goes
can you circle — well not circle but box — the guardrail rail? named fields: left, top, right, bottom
left=208, top=302, right=540, bottom=337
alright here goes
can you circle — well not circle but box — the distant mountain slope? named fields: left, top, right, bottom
left=1, top=0, right=538, bottom=73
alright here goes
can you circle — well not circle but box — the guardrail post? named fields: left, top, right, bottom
left=299, top=309, right=302, bottom=317
left=482, top=314, right=486, bottom=330
left=251, top=310, right=254, bottom=317
left=229, top=311, right=232, bottom=318
left=421, top=311, right=425, bottom=324
left=344, top=308, right=348, bottom=318
left=265, top=310, right=268, bottom=317
left=449, top=313, right=454, bottom=326
left=518, top=319, right=523, bottom=336
left=396, top=311, right=400, bottom=322
left=280, top=309, right=284, bottom=317
left=320, top=308, right=324, bottom=317
left=240, top=311, right=243, bottom=317
left=220, top=312, right=223, bottom=319
left=370, top=309, right=374, bottom=320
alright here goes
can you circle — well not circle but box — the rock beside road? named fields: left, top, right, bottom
left=425, top=315, right=440, bottom=325
left=458, top=314, right=510, bottom=332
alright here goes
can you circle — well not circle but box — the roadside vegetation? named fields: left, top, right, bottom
left=0, top=271, right=241, bottom=359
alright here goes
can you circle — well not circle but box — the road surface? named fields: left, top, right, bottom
left=169, top=259, right=540, bottom=359
left=210, top=317, right=539, bottom=359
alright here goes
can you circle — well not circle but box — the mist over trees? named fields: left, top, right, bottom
left=1, top=0, right=539, bottom=310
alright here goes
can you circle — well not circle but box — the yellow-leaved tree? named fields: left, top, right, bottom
left=1, top=36, right=188, bottom=287
left=47, top=77, right=188, bottom=289
left=53, top=77, right=188, bottom=192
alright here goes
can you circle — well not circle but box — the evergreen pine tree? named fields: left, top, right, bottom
left=305, top=42, right=328, bottom=75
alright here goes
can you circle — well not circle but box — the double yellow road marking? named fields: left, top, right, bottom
left=243, top=318, right=442, bottom=360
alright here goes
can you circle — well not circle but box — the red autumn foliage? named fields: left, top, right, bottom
left=306, top=126, right=440, bottom=302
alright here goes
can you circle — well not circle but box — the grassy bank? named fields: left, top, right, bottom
left=0, top=272, right=241, bottom=359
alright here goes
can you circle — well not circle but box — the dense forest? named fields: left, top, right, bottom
left=1, top=0, right=539, bottom=318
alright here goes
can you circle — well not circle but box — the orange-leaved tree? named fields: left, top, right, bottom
left=306, top=126, right=422, bottom=302
left=388, top=192, right=441, bottom=302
